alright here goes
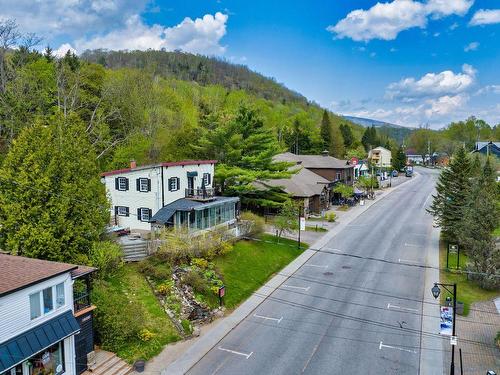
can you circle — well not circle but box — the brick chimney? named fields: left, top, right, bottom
left=130, top=160, right=137, bottom=169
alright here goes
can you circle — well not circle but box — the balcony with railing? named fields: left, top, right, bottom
left=185, top=187, right=216, bottom=201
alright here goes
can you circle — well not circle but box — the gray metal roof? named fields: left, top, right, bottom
left=259, top=167, right=330, bottom=197
left=274, top=152, right=353, bottom=169
left=151, top=197, right=239, bottom=225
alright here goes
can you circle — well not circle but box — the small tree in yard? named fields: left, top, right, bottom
left=333, top=183, right=354, bottom=200
left=274, top=200, right=299, bottom=241
left=458, top=159, right=500, bottom=289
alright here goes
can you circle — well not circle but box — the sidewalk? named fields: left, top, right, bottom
left=159, top=173, right=421, bottom=375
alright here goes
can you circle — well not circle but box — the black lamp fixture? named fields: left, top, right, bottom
left=431, top=283, right=441, bottom=299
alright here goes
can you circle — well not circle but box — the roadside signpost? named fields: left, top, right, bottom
left=218, top=285, right=225, bottom=307
left=447, top=244, right=460, bottom=269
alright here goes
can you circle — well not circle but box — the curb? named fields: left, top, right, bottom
left=163, top=173, right=421, bottom=375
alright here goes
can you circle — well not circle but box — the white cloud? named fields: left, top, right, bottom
left=449, top=22, right=459, bottom=30
left=327, top=0, right=473, bottom=42
left=327, top=0, right=427, bottom=42
left=464, top=41, right=479, bottom=52
left=469, top=9, right=500, bottom=26
left=474, top=85, right=500, bottom=95
left=386, top=64, right=476, bottom=100
left=54, top=43, right=77, bottom=57
left=0, top=0, right=149, bottom=38
left=426, top=0, right=473, bottom=18
left=73, top=12, right=228, bottom=55
left=424, top=94, right=468, bottom=117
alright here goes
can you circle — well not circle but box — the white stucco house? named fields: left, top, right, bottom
left=368, top=147, right=392, bottom=168
left=101, top=160, right=240, bottom=232
left=0, top=255, right=96, bottom=375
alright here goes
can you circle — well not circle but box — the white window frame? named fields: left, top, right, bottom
left=139, top=178, right=149, bottom=192
left=139, top=208, right=150, bottom=222
left=203, top=173, right=210, bottom=186
left=169, top=177, right=178, bottom=191
left=29, top=283, right=66, bottom=321
left=117, top=177, right=128, bottom=191
left=117, top=206, right=128, bottom=216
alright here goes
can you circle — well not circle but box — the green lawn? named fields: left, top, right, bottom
left=439, top=240, right=499, bottom=316
left=103, top=264, right=180, bottom=363
left=213, top=234, right=307, bottom=309
left=305, top=225, right=327, bottom=232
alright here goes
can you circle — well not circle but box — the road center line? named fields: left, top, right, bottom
left=303, top=264, right=328, bottom=269
left=282, top=284, right=310, bottom=291
left=253, top=314, right=283, bottom=323
left=379, top=341, right=417, bottom=354
left=218, top=347, right=253, bottom=359
left=387, top=303, right=419, bottom=313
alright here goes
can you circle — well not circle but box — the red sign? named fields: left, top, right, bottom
left=219, top=286, right=225, bottom=298
left=350, top=157, right=359, bottom=166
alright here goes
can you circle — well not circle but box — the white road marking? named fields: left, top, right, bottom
left=282, top=284, right=310, bottom=291
left=404, top=242, right=420, bottom=247
left=253, top=314, right=283, bottom=323
left=387, top=303, right=419, bottom=313
left=303, top=264, right=328, bottom=269
left=422, top=194, right=432, bottom=208
left=218, top=347, right=253, bottom=359
left=379, top=341, right=417, bottom=354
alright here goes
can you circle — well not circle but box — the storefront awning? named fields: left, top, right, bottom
left=0, top=310, right=80, bottom=372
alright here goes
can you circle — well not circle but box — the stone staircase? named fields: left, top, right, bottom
left=86, top=350, right=132, bottom=375
left=121, top=241, right=148, bottom=262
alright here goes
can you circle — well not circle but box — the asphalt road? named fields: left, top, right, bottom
left=188, top=168, right=441, bottom=375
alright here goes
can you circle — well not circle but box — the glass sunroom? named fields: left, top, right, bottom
left=150, top=196, right=240, bottom=232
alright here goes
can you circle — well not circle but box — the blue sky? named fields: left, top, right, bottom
left=1, top=0, right=498, bottom=128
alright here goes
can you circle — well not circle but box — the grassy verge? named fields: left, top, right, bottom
left=439, top=239, right=499, bottom=316
left=98, top=264, right=180, bottom=363
left=305, top=225, right=327, bottom=232
left=213, top=234, right=307, bottom=309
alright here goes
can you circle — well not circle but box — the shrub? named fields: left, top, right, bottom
left=92, top=279, right=146, bottom=351
left=240, top=211, right=265, bottom=237
left=326, top=212, right=336, bottom=222
left=156, top=281, right=174, bottom=295
left=181, top=319, right=193, bottom=335
left=191, top=257, right=209, bottom=269
left=182, top=270, right=208, bottom=294
left=137, top=258, right=172, bottom=281
left=138, top=328, right=155, bottom=342
left=89, top=241, right=123, bottom=279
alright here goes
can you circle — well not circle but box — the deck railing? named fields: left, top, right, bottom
left=185, top=187, right=215, bottom=200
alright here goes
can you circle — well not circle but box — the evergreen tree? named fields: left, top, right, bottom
left=361, top=125, right=378, bottom=151
left=330, top=123, right=345, bottom=158
left=458, top=159, right=499, bottom=288
left=43, top=45, right=54, bottom=62
left=392, top=146, right=406, bottom=171
left=320, top=110, right=331, bottom=151
left=428, top=146, right=471, bottom=242
left=0, top=113, right=109, bottom=262
left=339, top=123, right=355, bottom=149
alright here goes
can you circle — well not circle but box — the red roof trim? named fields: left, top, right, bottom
left=101, top=160, right=217, bottom=177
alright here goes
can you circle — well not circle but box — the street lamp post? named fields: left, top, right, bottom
left=431, top=282, right=458, bottom=375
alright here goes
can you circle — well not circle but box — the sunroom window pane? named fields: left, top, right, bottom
left=30, top=293, right=41, bottom=320
left=56, top=283, right=65, bottom=308
left=43, top=287, right=53, bottom=313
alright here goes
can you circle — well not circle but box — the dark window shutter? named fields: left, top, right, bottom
left=148, top=209, right=152, bottom=220
left=176, top=177, right=180, bottom=191
left=147, top=179, right=151, bottom=191
left=115, top=178, right=119, bottom=190
left=136, top=179, right=140, bottom=191
left=114, top=206, right=118, bottom=216
left=137, top=208, right=141, bottom=221
left=207, top=173, right=211, bottom=185
left=125, top=207, right=129, bottom=217
left=168, top=178, right=172, bottom=191
left=125, top=178, right=129, bottom=191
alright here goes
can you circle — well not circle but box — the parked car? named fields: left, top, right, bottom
left=392, top=170, right=398, bottom=177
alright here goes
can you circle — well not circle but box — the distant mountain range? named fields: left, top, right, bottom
left=342, top=115, right=415, bottom=144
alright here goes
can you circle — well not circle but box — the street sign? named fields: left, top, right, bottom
left=300, top=217, right=306, bottom=231
left=219, top=286, right=225, bottom=298
left=450, top=336, right=458, bottom=346
left=449, top=244, right=458, bottom=253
